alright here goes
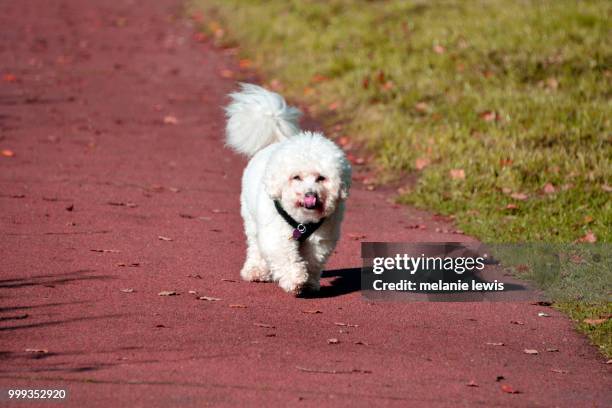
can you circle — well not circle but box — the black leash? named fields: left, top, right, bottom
left=273, top=200, right=325, bottom=242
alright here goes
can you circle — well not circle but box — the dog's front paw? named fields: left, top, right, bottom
left=240, top=265, right=272, bottom=282
left=278, top=272, right=309, bottom=296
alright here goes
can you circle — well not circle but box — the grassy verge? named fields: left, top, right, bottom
left=190, top=0, right=611, bottom=355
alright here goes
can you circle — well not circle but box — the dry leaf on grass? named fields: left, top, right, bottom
left=91, top=249, right=120, bottom=253
left=158, top=235, right=173, bottom=241
left=327, top=338, right=340, bottom=344
left=576, top=231, right=597, bottom=243
left=302, top=310, right=322, bottom=314
left=486, top=342, right=505, bottom=346
left=583, top=318, right=607, bottom=325
left=466, top=380, right=479, bottom=387
left=523, top=349, right=538, bottom=355
left=550, top=368, right=568, bottom=374
left=158, top=291, right=178, bottom=296
left=510, top=192, right=529, bottom=201
left=120, top=288, right=134, bottom=293
left=415, top=157, right=430, bottom=171
left=449, top=169, right=465, bottom=180
left=229, top=304, right=247, bottom=309
left=538, top=312, right=551, bottom=317
left=542, top=183, right=556, bottom=194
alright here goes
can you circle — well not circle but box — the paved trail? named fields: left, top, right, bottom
left=0, top=1, right=609, bottom=407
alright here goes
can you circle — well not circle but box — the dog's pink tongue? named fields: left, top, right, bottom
left=304, top=195, right=317, bottom=208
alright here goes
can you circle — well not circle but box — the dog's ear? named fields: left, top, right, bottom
left=264, top=171, right=283, bottom=199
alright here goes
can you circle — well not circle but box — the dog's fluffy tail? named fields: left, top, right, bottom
left=225, top=83, right=301, bottom=157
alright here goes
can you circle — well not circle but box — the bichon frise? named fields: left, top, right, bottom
left=225, top=84, right=351, bottom=296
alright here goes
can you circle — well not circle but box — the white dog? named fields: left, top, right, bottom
left=225, top=84, right=351, bottom=296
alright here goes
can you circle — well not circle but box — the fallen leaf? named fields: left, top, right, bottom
left=3, top=73, right=18, bottom=82
left=188, top=290, right=197, bottom=294
left=238, top=59, right=252, bottom=69
left=302, top=310, right=322, bottom=314
left=158, top=291, right=178, bottom=296
left=229, top=304, right=247, bottom=308
left=414, top=102, right=430, bottom=113
left=311, top=74, right=329, bottom=83
left=545, top=77, right=559, bottom=90
left=296, top=366, right=371, bottom=374
left=542, top=183, right=556, bottom=194
left=523, top=349, right=538, bottom=355
left=501, top=384, right=520, bottom=394
left=415, top=157, right=430, bottom=171
left=537, top=312, right=551, bottom=317
left=168, top=187, right=180, bottom=193
left=108, top=201, right=137, bottom=208
left=303, top=86, right=315, bottom=96
left=90, top=249, right=120, bottom=253
left=531, top=301, right=553, bottom=306
left=486, top=342, right=505, bottom=346
left=466, top=380, right=479, bottom=387
left=606, top=360, right=612, bottom=364
left=550, top=368, right=568, bottom=374
left=219, top=69, right=234, bottom=78
left=354, top=340, right=369, bottom=345
left=328, top=101, right=341, bottom=111
left=583, top=215, right=594, bottom=224
left=347, top=233, right=366, bottom=241
left=158, top=235, right=173, bottom=241
left=1, top=149, right=15, bottom=157
left=583, top=318, right=607, bottom=325
left=327, top=338, right=340, bottom=344
left=334, top=322, right=359, bottom=328
left=433, top=44, right=446, bottom=54
left=25, top=348, right=48, bottom=353
left=163, top=115, right=178, bottom=125
left=510, top=192, right=529, bottom=201
left=198, top=296, right=221, bottom=301
left=510, top=320, right=525, bottom=325
left=362, top=76, right=370, bottom=89
left=221, top=278, right=237, bottom=282
left=65, top=204, right=74, bottom=211
left=506, top=203, right=519, bottom=210
left=254, top=322, right=275, bottom=328
left=187, top=274, right=202, bottom=279
left=120, top=288, right=134, bottom=293
left=546, top=348, right=559, bottom=352
left=576, top=231, right=597, bottom=243
left=602, top=184, right=612, bottom=193
left=449, top=169, right=465, bottom=180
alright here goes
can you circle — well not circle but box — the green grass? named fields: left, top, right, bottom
left=190, top=0, right=611, bottom=355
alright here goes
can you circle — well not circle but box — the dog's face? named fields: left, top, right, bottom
left=264, top=132, right=351, bottom=224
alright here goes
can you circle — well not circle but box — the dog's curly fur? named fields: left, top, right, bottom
left=225, top=84, right=351, bottom=295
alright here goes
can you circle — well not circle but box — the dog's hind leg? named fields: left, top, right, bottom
left=240, top=210, right=272, bottom=282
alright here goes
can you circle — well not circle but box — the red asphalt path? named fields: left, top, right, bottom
left=0, top=1, right=610, bottom=407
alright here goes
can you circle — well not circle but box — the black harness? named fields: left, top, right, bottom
left=273, top=200, right=325, bottom=242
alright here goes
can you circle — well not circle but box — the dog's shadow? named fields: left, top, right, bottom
left=303, top=268, right=361, bottom=298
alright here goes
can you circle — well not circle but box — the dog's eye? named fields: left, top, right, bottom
left=316, top=175, right=326, bottom=182
left=292, top=175, right=302, bottom=181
